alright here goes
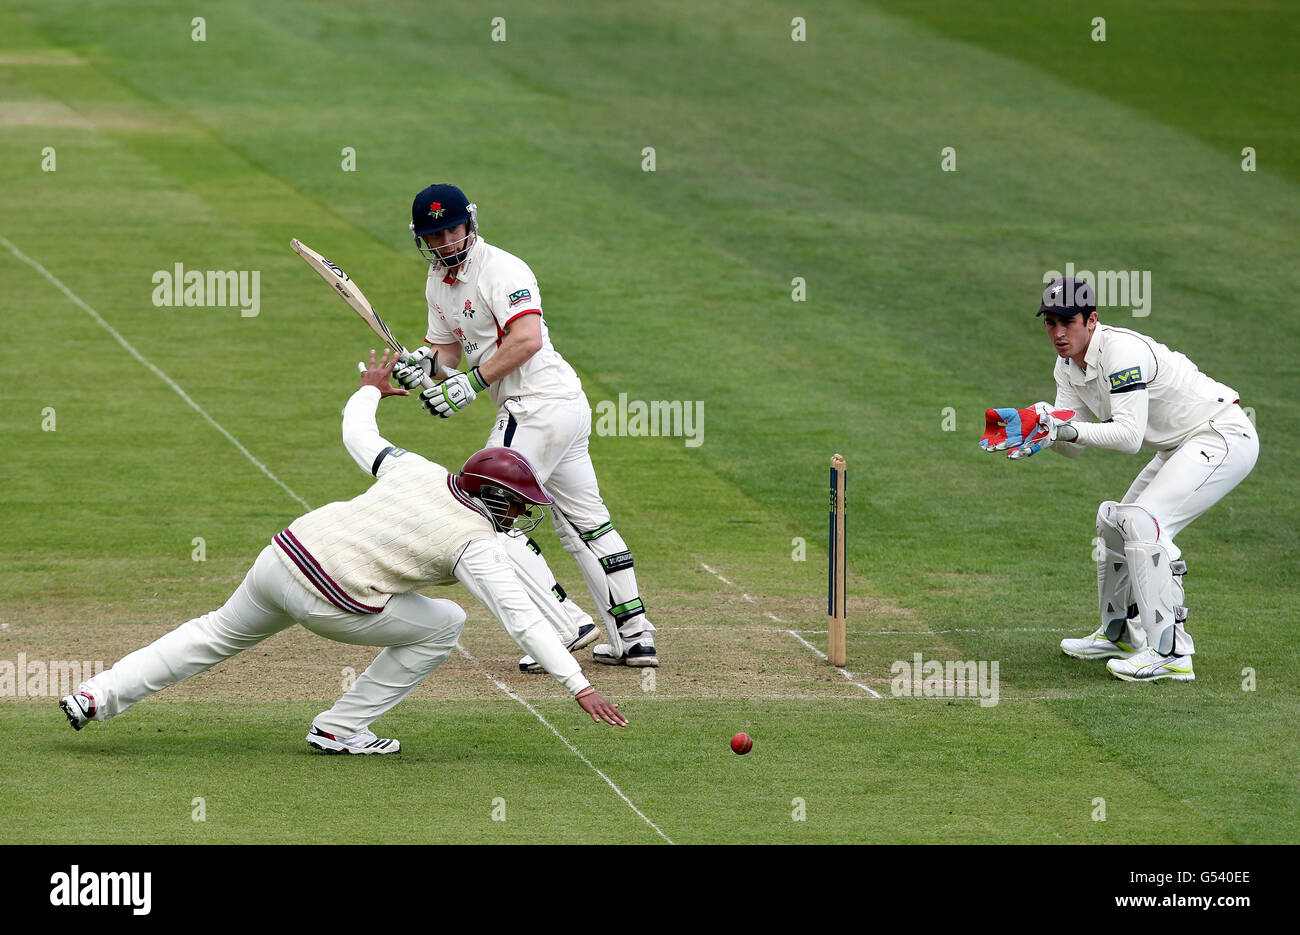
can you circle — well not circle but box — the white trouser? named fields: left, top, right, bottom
left=1120, top=408, right=1259, bottom=560
left=488, top=393, right=608, bottom=526
left=79, top=546, right=466, bottom=737
left=488, top=393, right=652, bottom=654
left=1099, top=407, right=1258, bottom=653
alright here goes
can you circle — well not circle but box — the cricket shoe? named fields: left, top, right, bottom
left=306, top=726, right=401, bottom=755
left=518, top=623, right=601, bottom=673
left=1060, top=624, right=1146, bottom=660
left=1106, top=647, right=1195, bottom=683
left=593, top=637, right=658, bottom=667
left=58, top=690, right=97, bottom=731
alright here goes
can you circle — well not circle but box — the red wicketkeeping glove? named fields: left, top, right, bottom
left=979, top=405, right=1075, bottom=459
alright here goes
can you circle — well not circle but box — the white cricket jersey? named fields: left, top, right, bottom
left=424, top=237, right=582, bottom=406
left=269, top=387, right=590, bottom=695
left=1052, top=324, right=1239, bottom=453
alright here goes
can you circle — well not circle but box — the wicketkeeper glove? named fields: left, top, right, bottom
left=979, top=403, right=1076, bottom=460
left=421, top=366, right=489, bottom=419
left=394, top=347, right=436, bottom=391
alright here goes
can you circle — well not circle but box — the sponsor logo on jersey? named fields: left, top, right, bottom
left=1108, top=367, right=1142, bottom=389
left=389, top=448, right=406, bottom=458
left=508, top=288, right=532, bottom=308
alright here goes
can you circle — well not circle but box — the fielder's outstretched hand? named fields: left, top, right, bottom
left=576, top=687, right=628, bottom=727
left=358, top=349, right=410, bottom=398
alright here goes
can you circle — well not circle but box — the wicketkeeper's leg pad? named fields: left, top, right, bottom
left=1115, top=504, right=1194, bottom=655
left=1096, top=501, right=1139, bottom=642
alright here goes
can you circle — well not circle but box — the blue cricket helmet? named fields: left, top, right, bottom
left=410, top=183, right=478, bottom=270
left=411, top=183, right=472, bottom=236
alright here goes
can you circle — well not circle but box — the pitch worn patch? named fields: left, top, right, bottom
left=0, top=101, right=159, bottom=129
left=0, top=583, right=933, bottom=706
left=0, top=53, right=90, bottom=66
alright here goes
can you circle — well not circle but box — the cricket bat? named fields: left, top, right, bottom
left=290, top=238, right=436, bottom=390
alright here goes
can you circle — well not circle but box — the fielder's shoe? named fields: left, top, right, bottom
left=306, top=726, right=401, bottom=755
left=519, top=622, right=601, bottom=673
left=1060, top=624, right=1146, bottom=660
left=1106, top=647, right=1195, bottom=682
left=593, top=637, right=658, bottom=667
left=58, top=690, right=97, bottom=731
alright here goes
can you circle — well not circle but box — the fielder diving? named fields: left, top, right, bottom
left=59, top=351, right=628, bottom=751
left=392, top=183, right=658, bottom=671
left=980, top=277, right=1258, bottom=682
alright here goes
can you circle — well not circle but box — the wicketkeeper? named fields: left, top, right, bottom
left=59, top=352, right=627, bottom=751
left=980, top=277, right=1258, bottom=682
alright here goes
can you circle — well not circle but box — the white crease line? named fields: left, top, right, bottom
left=699, top=565, right=784, bottom=623
left=785, top=630, right=883, bottom=697
left=2, top=234, right=311, bottom=512
left=453, top=642, right=673, bottom=845
left=664, top=625, right=804, bottom=632
left=699, top=563, right=734, bottom=587
left=701, top=562, right=883, bottom=698
left=663, top=626, right=1073, bottom=635
left=801, top=627, right=1074, bottom=635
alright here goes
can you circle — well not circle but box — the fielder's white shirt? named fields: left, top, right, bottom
left=271, top=386, right=590, bottom=695
left=1052, top=324, right=1239, bottom=454
left=424, top=237, right=582, bottom=406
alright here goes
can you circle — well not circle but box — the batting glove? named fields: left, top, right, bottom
left=421, top=366, right=489, bottom=418
left=394, top=347, right=435, bottom=391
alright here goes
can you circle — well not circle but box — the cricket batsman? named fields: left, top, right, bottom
left=393, top=183, right=658, bottom=670
left=58, top=352, right=628, bottom=750
left=981, top=277, right=1258, bottom=682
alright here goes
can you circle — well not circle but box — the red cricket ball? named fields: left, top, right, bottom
left=730, top=732, right=753, bottom=755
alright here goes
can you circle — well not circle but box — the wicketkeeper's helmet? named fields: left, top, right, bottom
left=410, top=183, right=478, bottom=270
left=456, top=447, right=554, bottom=535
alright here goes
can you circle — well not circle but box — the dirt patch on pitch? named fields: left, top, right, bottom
left=0, top=578, right=960, bottom=708
left=0, top=54, right=90, bottom=66
left=0, top=100, right=160, bottom=129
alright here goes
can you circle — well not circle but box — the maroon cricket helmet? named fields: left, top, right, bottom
left=456, top=447, right=553, bottom=533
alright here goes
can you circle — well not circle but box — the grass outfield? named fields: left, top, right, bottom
left=1, top=1, right=1296, bottom=844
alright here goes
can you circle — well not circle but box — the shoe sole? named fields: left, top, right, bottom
left=593, top=653, right=659, bottom=667
left=570, top=625, right=601, bottom=653
left=520, top=625, right=604, bottom=672
left=306, top=734, right=400, bottom=755
left=1107, top=669, right=1195, bottom=683
left=1061, top=646, right=1139, bottom=660
left=59, top=697, right=87, bottom=731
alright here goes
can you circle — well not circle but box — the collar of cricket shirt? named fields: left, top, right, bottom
left=441, top=236, right=486, bottom=285
left=1069, top=323, right=1106, bottom=382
